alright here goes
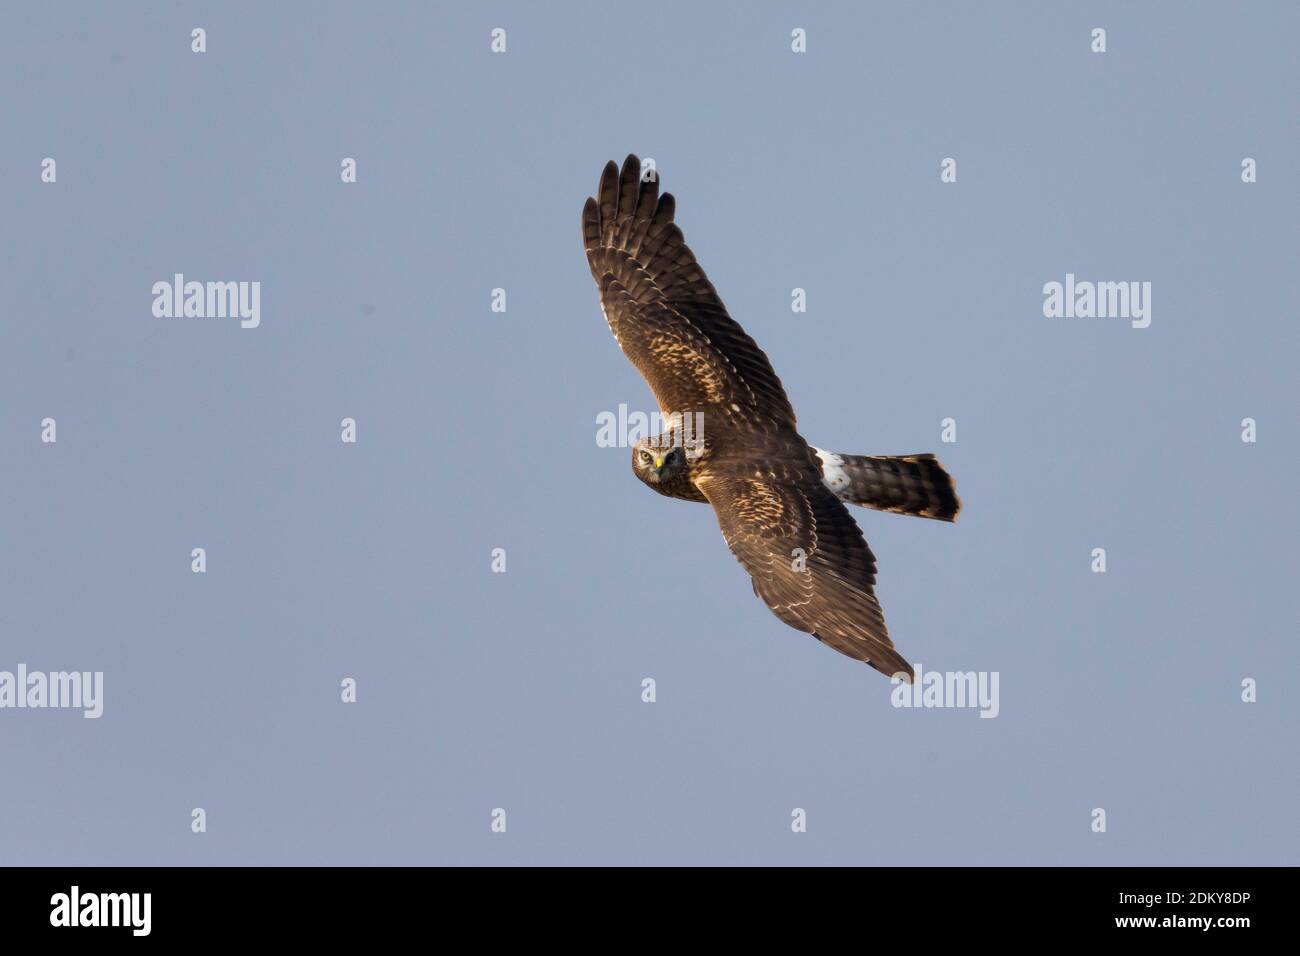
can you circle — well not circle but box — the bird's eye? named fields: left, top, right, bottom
left=639, top=450, right=653, bottom=464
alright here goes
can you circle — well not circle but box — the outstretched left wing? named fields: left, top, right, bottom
left=694, top=466, right=914, bottom=681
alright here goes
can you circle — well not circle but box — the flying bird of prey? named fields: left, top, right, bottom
left=583, top=155, right=959, bottom=680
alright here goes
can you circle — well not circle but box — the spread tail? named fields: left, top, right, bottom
left=814, top=450, right=961, bottom=522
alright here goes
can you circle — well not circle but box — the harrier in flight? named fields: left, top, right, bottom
left=583, top=155, right=959, bottom=680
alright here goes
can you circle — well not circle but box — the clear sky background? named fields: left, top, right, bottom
left=1, top=2, right=1295, bottom=865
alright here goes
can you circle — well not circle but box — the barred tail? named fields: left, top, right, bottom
left=814, top=450, right=961, bottom=522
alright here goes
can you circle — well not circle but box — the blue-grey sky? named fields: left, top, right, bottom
left=1, top=1, right=1296, bottom=865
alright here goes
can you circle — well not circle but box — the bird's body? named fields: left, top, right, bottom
left=585, top=155, right=959, bottom=680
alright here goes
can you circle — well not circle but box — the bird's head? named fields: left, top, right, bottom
left=632, top=436, right=689, bottom=489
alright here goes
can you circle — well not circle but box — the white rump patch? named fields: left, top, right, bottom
left=813, top=447, right=851, bottom=496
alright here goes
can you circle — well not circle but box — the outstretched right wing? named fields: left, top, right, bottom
left=583, top=154, right=797, bottom=428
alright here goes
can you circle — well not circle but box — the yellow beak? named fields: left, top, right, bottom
left=653, top=457, right=664, bottom=469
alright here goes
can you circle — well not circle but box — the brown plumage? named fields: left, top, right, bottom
left=584, top=155, right=960, bottom=680
left=824, top=453, right=961, bottom=523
